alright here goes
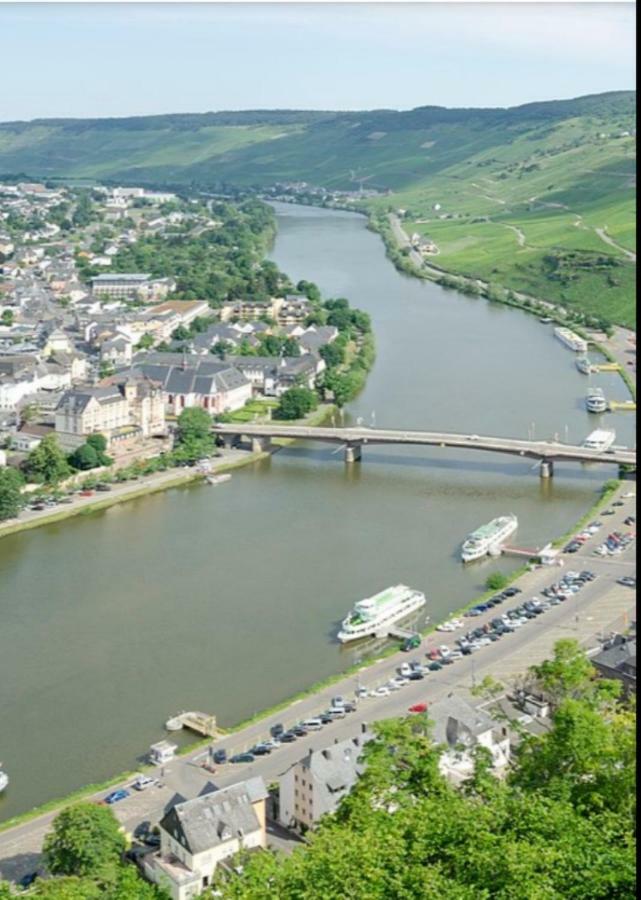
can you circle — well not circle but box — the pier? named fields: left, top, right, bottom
left=381, top=626, right=420, bottom=641
left=608, top=400, right=636, bottom=412
left=166, top=711, right=219, bottom=738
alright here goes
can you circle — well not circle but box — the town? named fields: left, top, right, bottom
left=0, top=180, right=373, bottom=525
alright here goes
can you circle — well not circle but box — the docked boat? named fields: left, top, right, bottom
left=0, top=768, right=8, bottom=794
left=206, top=473, right=231, bottom=485
left=575, top=356, right=593, bottom=375
left=554, top=326, right=588, bottom=353
left=165, top=714, right=185, bottom=731
left=461, top=514, right=518, bottom=563
left=582, top=429, right=616, bottom=452
left=337, top=584, right=427, bottom=643
left=586, top=387, right=608, bottom=414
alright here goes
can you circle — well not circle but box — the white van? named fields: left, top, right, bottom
left=302, top=718, right=323, bottom=731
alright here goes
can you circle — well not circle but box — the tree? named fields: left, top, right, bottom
left=484, top=572, right=509, bottom=591
left=137, top=333, right=155, bottom=350
left=275, top=387, right=318, bottom=421
left=24, top=435, right=71, bottom=485
left=175, top=406, right=213, bottom=460
left=86, top=434, right=112, bottom=466
left=529, top=638, right=621, bottom=709
left=1, top=309, right=13, bottom=326
left=171, top=325, right=191, bottom=342
left=43, top=802, right=126, bottom=879
left=319, top=342, right=345, bottom=369
left=0, top=467, right=23, bottom=521
left=68, top=443, right=99, bottom=471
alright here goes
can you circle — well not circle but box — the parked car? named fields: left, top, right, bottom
left=279, top=732, right=296, bottom=743
left=270, top=723, right=285, bottom=738
left=230, top=753, right=255, bottom=763
left=617, top=576, right=636, bottom=588
left=301, top=719, right=324, bottom=731
left=18, top=873, right=38, bottom=889
left=133, top=774, right=156, bottom=791
left=104, top=789, right=130, bottom=804
left=408, top=703, right=428, bottom=714
left=95, top=483, right=112, bottom=492
left=213, top=749, right=228, bottom=764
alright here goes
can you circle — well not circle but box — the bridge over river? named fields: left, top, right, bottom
left=213, top=423, right=636, bottom=477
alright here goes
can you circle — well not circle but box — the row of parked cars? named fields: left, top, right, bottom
left=594, top=530, right=635, bottom=557
left=225, top=697, right=358, bottom=763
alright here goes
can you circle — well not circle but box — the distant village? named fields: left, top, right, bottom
left=0, top=181, right=341, bottom=473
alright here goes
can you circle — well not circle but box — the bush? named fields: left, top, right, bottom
left=485, top=572, right=509, bottom=591
left=275, top=387, right=318, bottom=420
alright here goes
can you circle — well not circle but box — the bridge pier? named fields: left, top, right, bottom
left=251, top=436, right=272, bottom=454
left=540, top=459, right=554, bottom=479
left=345, top=442, right=362, bottom=464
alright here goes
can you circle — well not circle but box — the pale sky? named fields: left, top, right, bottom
left=0, top=2, right=636, bottom=121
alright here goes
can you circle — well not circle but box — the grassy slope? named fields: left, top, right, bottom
left=0, top=93, right=635, bottom=324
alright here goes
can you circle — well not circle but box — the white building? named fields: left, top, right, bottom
left=144, top=777, right=268, bottom=900
left=428, top=695, right=511, bottom=785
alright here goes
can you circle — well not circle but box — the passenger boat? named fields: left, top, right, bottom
left=554, top=326, right=588, bottom=353
left=337, top=585, right=427, bottom=643
left=586, top=387, right=608, bottom=414
left=461, top=514, right=518, bottom=563
left=582, top=429, right=616, bottom=452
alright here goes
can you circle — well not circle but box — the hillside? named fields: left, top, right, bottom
left=0, top=92, right=635, bottom=325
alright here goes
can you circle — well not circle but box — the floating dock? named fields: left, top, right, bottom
left=165, top=711, right=218, bottom=738
left=591, top=363, right=621, bottom=373
left=608, top=400, right=636, bottom=412
left=383, top=626, right=420, bottom=641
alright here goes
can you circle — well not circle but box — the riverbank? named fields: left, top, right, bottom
left=372, top=211, right=636, bottom=401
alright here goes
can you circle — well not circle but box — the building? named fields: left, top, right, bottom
left=591, top=634, right=636, bottom=693
left=128, top=353, right=252, bottom=415
left=91, top=273, right=151, bottom=298
left=144, top=777, right=268, bottom=900
left=54, top=375, right=166, bottom=450
left=279, top=729, right=372, bottom=832
left=428, top=695, right=511, bottom=785
left=230, top=354, right=324, bottom=396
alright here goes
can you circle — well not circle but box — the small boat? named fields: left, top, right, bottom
left=0, top=768, right=8, bottom=794
left=575, top=356, right=593, bottom=375
left=539, top=316, right=554, bottom=324
left=206, top=473, right=231, bottom=486
left=164, top=714, right=185, bottom=732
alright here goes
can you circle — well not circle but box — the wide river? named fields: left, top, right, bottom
left=0, top=203, right=634, bottom=821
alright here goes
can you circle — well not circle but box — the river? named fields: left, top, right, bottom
left=0, top=203, right=634, bottom=821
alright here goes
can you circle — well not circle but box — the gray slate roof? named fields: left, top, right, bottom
left=159, top=777, right=267, bottom=855
left=126, top=353, right=249, bottom=396
left=428, top=695, right=499, bottom=748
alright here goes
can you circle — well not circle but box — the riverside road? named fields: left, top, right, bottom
left=0, top=485, right=635, bottom=883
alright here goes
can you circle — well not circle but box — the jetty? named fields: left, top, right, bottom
left=591, top=362, right=621, bottom=373
left=165, top=711, right=219, bottom=738
left=608, top=400, right=636, bottom=412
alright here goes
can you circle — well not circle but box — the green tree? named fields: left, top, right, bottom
left=275, top=387, right=318, bottom=420
left=484, top=571, right=509, bottom=591
left=137, top=333, right=155, bottom=350
left=0, top=467, right=23, bottom=521
left=0, top=309, right=13, bottom=326
left=24, top=435, right=71, bottom=485
left=171, top=325, right=191, bottom=342
left=68, top=443, right=99, bottom=471
left=529, top=638, right=621, bottom=709
left=86, top=433, right=112, bottom=466
left=43, top=802, right=126, bottom=879
left=319, top=342, right=345, bottom=369
left=175, top=406, right=213, bottom=460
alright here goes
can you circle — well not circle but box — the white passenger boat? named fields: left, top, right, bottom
left=337, top=585, right=427, bottom=643
left=0, top=768, right=8, bottom=793
left=554, top=326, right=588, bottom=353
left=586, top=387, right=608, bottom=414
left=461, top=514, right=518, bottom=563
left=582, top=429, right=616, bottom=452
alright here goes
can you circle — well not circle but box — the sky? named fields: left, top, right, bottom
left=0, top=2, right=636, bottom=121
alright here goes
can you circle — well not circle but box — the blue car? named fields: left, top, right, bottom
left=104, top=788, right=130, bottom=805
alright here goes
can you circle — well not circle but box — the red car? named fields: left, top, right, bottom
left=79, top=490, right=94, bottom=497
left=408, top=703, right=428, bottom=714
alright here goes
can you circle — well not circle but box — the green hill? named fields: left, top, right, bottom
left=0, top=92, right=635, bottom=325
